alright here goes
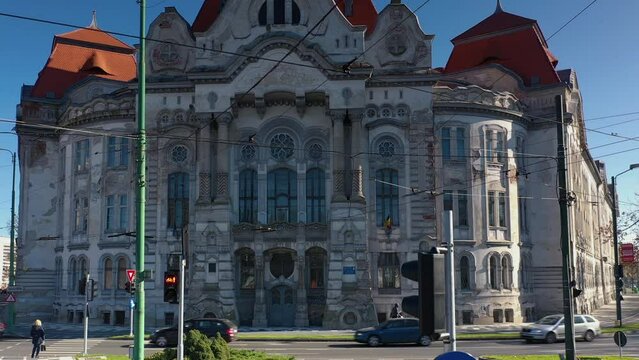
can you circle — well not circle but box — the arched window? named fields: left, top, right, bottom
left=104, top=258, right=113, bottom=290
left=273, top=0, right=285, bottom=24
left=239, top=169, right=258, bottom=223
left=168, top=172, right=189, bottom=229
left=502, top=256, right=512, bottom=290
left=69, top=258, right=77, bottom=292
left=267, top=168, right=297, bottom=223
left=258, top=1, right=301, bottom=26
left=378, top=253, right=400, bottom=289
left=307, top=248, right=326, bottom=289
left=375, top=169, right=399, bottom=227
left=117, top=257, right=128, bottom=290
left=460, top=256, right=471, bottom=290
left=306, top=168, right=325, bottom=223
left=489, top=254, right=499, bottom=290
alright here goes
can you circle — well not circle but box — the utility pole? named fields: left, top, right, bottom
left=134, top=0, right=147, bottom=359
left=612, top=175, right=623, bottom=327
left=556, top=95, right=576, bottom=360
left=443, top=210, right=456, bottom=352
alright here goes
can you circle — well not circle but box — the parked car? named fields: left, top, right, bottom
left=150, top=318, right=237, bottom=347
left=520, top=314, right=600, bottom=344
left=354, top=318, right=432, bottom=347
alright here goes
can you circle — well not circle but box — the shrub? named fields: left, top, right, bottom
left=210, top=333, right=230, bottom=360
left=145, top=348, right=177, bottom=360
left=184, top=330, right=215, bottom=360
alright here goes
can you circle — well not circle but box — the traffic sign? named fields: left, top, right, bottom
left=4, top=294, right=16, bottom=303
left=614, top=331, right=627, bottom=347
left=621, top=243, right=635, bottom=263
left=126, top=269, right=136, bottom=283
left=129, top=298, right=135, bottom=309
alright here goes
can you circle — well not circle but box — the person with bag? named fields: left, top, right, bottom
left=30, top=319, right=46, bottom=358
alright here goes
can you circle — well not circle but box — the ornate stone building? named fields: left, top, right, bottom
left=15, top=1, right=614, bottom=328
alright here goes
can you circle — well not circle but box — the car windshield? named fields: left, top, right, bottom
left=536, top=315, right=562, bottom=325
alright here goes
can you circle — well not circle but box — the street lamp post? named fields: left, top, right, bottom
left=611, top=163, right=639, bottom=327
left=0, top=148, right=16, bottom=328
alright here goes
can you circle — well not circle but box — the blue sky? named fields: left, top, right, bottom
left=0, top=0, right=637, bottom=238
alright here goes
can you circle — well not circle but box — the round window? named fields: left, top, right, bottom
left=366, top=108, right=377, bottom=118
left=270, top=133, right=295, bottom=161
left=270, top=253, right=295, bottom=278
left=175, top=112, right=184, bottom=123
left=381, top=108, right=392, bottom=118
left=171, top=145, right=189, bottom=163
left=241, top=145, right=256, bottom=161
left=378, top=140, right=396, bottom=158
left=397, top=107, right=407, bottom=118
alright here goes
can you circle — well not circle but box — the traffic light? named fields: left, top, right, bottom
left=164, top=271, right=179, bottom=303
left=570, top=280, right=582, bottom=298
left=125, top=281, right=131, bottom=294
left=87, top=279, right=98, bottom=301
left=401, top=250, right=446, bottom=340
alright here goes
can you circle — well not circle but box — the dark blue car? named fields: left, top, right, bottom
left=354, top=318, right=431, bottom=347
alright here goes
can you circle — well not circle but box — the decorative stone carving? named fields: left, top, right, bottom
left=198, top=172, right=210, bottom=201
left=351, top=169, right=363, bottom=197
left=216, top=173, right=228, bottom=197
left=387, top=28, right=408, bottom=56
left=333, top=170, right=346, bottom=195
left=435, top=85, right=523, bottom=112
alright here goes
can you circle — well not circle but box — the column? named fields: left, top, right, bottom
left=215, top=112, right=232, bottom=203
left=331, top=111, right=346, bottom=201
left=252, top=254, right=267, bottom=326
left=350, top=111, right=365, bottom=201
left=197, top=117, right=212, bottom=203
left=295, top=254, right=309, bottom=326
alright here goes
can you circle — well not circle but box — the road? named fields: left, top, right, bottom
left=0, top=336, right=637, bottom=360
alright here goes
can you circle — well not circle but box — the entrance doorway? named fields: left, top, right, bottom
left=268, top=285, right=295, bottom=326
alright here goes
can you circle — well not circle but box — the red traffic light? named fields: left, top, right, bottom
left=165, top=274, right=178, bottom=285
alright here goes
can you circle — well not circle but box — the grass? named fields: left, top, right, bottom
left=230, top=349, right=294, bottom=360
left=482, top=356, right=636, bottom=360
left=74, top=355, right=129, bottom=360
left=601, top=321, right=639, bottom=334
left=457, top=332, right=521, bottom=340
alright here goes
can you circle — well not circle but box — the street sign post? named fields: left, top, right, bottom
left=614, top=330, right=627, bottom=357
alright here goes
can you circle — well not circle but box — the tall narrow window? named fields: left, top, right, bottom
left=74, top=139, right=90, bottom=171
left=376, top=169, right=399, bottom=227
left=502, top=256, right=512, bottom=290
left=78, top=258, right=88, bottom=295
left=104, top=258, right=113, bottom=290
left=456, top=128, right=466, bottom=160
left=378, top=253, right=400, bottom=289
left=168, top=172, right=189, bottom=229
left=488, top=191, right=496, bottom=227
left=489, top=255, right=499, bottom=290
left=75, top=196, right=89, bottom=233
left=498, top=192, right=507, bottom=227
left=239, top=169, right=258, bottom=223
left=267, top=168, right=297, bottom=223
left=458, top=190, right=468, bottom=226
left=519, top=197, right=528, bottom=234
left=119, top=195, right=128, bottom=229
left=515, top=136, right=525, bottom=170
left=117, top=257, right=128, bottom=290
left=460, top=256, right=470, bottom=290
left=496, top=132, right=505, bottom=163
left=441, top=128, right=451, bottom=160
left=486, top=131, right=495, bottom=162
left=105, top=195, right=115, bottom=231
left=69, top=258, right=77, bottom=292
left=308, top=249, right=325, bottom=289
left=273, top=0, right=285, bottom=24
left=306, top=168, right=326, bottom=223
left=239, top=250, right=255, bottom=289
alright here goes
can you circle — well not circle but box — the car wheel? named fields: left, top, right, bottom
left=545, top=332, right=557, bottom=344
left=155, top=336, right=168, bottom=347
left=367, top=335, right=381, bottom=347
left=418, top=335, right=431, bottom=346
left=584, top=330, right=595, bottom=342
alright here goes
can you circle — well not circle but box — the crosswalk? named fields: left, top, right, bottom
left=0, top=338, right=107, bottom=360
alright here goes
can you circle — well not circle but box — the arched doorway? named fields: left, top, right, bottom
left=235, top=248, right=256, bottom=326
left=269, top=285, right=295, bottom=326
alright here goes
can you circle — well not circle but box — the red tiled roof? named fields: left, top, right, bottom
left=452, top=10, right=536, bottom=44
left=445, top=7, right=559, bottom=86
left=31, top=27, right=136, bottom=99
left=192, top=0, right=221, bottom=33
left=337, top=0, right=378, bottom=34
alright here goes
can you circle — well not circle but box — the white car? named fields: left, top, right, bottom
left=520, top=314, right=601, bottom=343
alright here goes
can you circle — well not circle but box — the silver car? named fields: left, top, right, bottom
left=520, top=314, right=600, bottom=343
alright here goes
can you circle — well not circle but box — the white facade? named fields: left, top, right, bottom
left=15, top=1, right=614, bottom=327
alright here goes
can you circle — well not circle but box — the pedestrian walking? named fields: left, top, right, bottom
left=390, top=303, right=401, bottom=319
left=30, top=319, right=45, bottom=359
